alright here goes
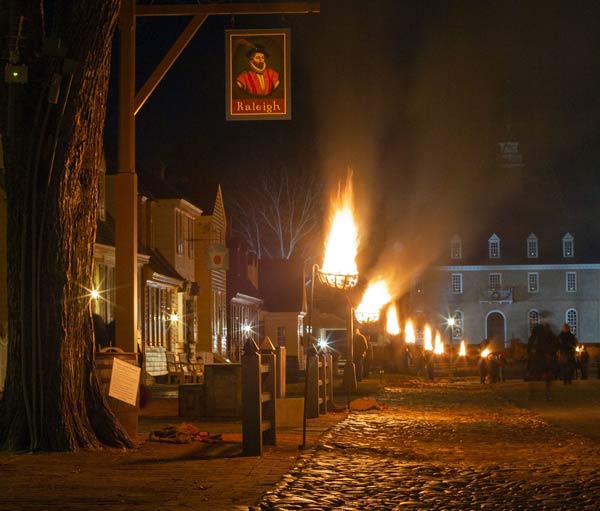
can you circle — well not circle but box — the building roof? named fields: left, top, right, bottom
left=440, top=209, right=600, bottom=266
left=147, top=248, right=185, bottom=283
left=227, top=236, right=260, bottom=300
left=96, top=213, right=151, bottom=256
left=259, top=259, right=305, bottom=312
left=137, top=169, right=197, bottom=204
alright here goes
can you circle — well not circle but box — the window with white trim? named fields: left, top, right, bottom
left=562, top=233, right=574, bottom=258
left=527, top=233, right=538, bottom=258
left=450, top=235, right=462, bottom=259
left=566, top=308, right=578, bottom=336
left=488, top=234, right=500, bottom=259
left=528, top=309, right=540, bottom=333
left=566, top=272, right=577, bottom=293
left=451, top=273, right=463, bottom=294
left=452, top=311, right=463, bottom=339
left=186, top=216, right=194, bottom=259
left=488, top=273, right=502, bottom=290
left=528, top=272, right=539, bottom=293
left=175, top=210, right=184, bottom=255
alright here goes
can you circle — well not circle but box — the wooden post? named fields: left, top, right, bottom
left=275, top=345, right=286, bottom=398
left=306, top=346, right=319, bottom=419
left=242, top=338, right=262, bottom=456
left=260, top=337, right=276, bottom=447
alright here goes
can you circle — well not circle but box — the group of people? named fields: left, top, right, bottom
left=527, top=322, right=590, bottom=400
left=478, top=348, right=507, bottom=384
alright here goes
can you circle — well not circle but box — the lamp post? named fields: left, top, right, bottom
left=316, top=268, right=359, bottom=398
left=300, top=264, right=358, bottom=449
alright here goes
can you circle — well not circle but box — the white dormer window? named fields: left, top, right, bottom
left=562, top=233, right=574, bottom=258
left=488, top=234, right=500, bottom=259
left=527, top=233, right=538, bottom=258
left=450, top=235, right=462, bottom=259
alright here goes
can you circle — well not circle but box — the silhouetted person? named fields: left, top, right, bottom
left=479, top=354, right=488, bottom=384
left=352, top=328, right=368, bottom=382
left=579, top=346, right=590, bottom=380
left=527, top=322, right=558, bottom=400
left=558, top=323, right=577, bottom=384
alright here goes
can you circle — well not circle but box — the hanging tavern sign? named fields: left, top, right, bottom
left=226, top=29, right=291, bottom=121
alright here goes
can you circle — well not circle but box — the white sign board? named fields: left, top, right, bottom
left=108, top=357, right=140, bottom=406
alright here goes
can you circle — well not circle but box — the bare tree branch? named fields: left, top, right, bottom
left=228, top=165, right=322, bottom=260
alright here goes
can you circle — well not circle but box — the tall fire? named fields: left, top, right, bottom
left=320, top=175, right=359, bottom=289
left=404, top=320, right=416, bottom=344
left=355, top=279, right=391, bottom=323
left=386, top=303, right=400, bottom=336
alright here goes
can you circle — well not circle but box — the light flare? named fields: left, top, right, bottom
left=481, top=347, right=491, bottom=358
left=459, top=340, right=467, bottom=357
left=386, top=304, right=400, bottom=336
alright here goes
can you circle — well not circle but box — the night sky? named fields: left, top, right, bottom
left=106, top=0, right=600, bottom=284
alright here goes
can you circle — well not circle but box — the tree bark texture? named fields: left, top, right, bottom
left=0, top=1, right=132, bottom=451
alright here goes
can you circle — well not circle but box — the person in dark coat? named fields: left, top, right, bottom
left=558, top=323, right=577, bottom=384
left=352, top=328, right=368, bottom=382
left=579, top=345, right=590, bottom=380
left=527, top=322, right=558, bottom=400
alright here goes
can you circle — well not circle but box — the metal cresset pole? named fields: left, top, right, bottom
left=300, top=263, right=318, bottom=450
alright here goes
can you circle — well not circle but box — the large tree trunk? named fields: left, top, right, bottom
left=0, top=1, right=132, bottom=450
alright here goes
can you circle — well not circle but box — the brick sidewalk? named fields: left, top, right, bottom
left=1, top=392, right=347, bottom=511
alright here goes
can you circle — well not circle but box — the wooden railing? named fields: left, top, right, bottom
left=306, top=349, right=334, bottom=418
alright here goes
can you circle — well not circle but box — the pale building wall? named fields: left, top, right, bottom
left=425, top=266, right=600, bottom=345
left=263, top=312, right=303, bottom=358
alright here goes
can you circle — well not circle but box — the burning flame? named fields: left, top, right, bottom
left=433, top=331, right=444, bottom=354
left=423, top=324, right=433, bottom=351
left=481, top=347, right=491, bottom=358
left=459, top=340, right=467, bottom=357
left=386, top=304, right=400, bottom=336
left=355, top=279, right=392, bottom=323
left=321, top=175, right=358, bottom=284
left=405, top=320, right=415, bottom=344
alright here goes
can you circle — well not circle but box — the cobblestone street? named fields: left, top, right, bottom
left=254, top=379, right=600, bottom=510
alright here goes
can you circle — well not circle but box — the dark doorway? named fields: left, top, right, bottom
left=486, top=312, right=505, bottom=343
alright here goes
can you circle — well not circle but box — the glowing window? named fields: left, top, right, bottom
left=566, top=308, right=578, bottom=336
left=450, top=235, right=462, bottom=259
left=527, top=233, right=538, bottom=258
left=451, top=273, right=463, bottom=294
left=452, top=311, right=463, bottom=339
left=488, top=234, right=501, bottom=259
left=489, top=273, right=502, bottom=290
left=566, top=272, right=577, bottom=293
left=563, top=233, right=574, bottom=258
left=528, top=309, right=540, bottom=333
left=528, top=272, right=539, bottom=293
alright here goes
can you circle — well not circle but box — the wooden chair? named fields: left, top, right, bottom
left=166, top=352, right=185, bottom=384
left=179, top=353, right=203, bottom=383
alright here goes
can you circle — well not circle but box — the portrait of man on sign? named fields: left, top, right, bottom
left=225, top=29, right=291, bottom=121
left=236, top=44, right=280, bottom=97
